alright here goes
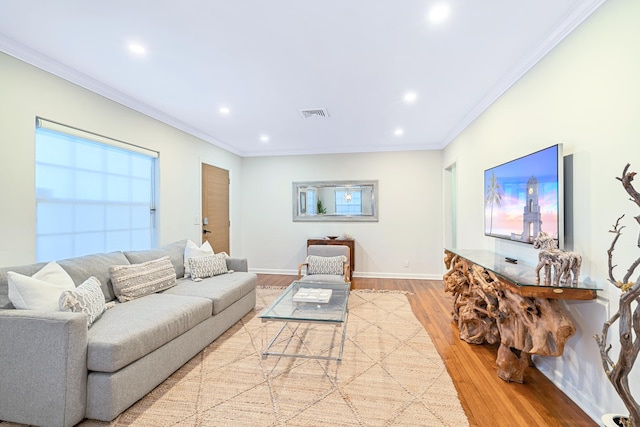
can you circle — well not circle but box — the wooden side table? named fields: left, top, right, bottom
left=307, top=238, right=355, bottom=277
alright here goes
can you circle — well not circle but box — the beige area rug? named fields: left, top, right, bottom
left=83, top=289, right=469, bottom=426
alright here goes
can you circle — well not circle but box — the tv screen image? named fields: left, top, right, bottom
left=484, top=144, right=563, bottom=246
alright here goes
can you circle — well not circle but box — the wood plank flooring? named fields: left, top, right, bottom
left=257, top=274, right=598, bottom=427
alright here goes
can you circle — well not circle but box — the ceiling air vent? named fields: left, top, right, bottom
left=299, top=108, right=329, bottom=119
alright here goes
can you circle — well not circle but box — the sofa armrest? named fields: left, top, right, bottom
left=226, top=257, right=248, bottom=272
left=0, top=310, right=88, bottom=427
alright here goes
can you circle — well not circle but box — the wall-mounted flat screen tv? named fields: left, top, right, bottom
left=484, top=144, right=563, bottom=247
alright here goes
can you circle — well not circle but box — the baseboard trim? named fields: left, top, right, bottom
left=249, top=268, right=442, bottom=281
left=533, top=359, right=601, bottom=425
left=249, top=268, right=296, bottom=276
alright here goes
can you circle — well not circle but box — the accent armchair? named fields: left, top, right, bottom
left=298, top=244, right=350, bottom=282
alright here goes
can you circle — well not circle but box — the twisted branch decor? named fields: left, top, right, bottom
left=594, top=163, right=640, bottom=427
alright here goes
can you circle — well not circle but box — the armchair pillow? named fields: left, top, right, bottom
left=7, top=261, right=76, bottom=311
left=306, top=255, right=347, bottom=276
left=109, top=256, right=177, bottom=302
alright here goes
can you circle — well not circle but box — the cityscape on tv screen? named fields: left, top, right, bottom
left=484, top=145, right=559, bottom=244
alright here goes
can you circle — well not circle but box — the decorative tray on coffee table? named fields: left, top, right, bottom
left=292, top=288, right=333, bottom=303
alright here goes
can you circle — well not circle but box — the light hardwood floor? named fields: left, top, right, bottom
left=257, top=274, right=598, bottom=427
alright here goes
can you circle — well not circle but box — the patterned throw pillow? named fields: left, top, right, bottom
left=183, top=240, right=214, bottom=278
left=109, top=256, right=177, bottom=302
left=59, top=276, right=106, bottom=328
left=188, top=253, right=228, bottom=279
left=307, top=255, right=346, bottom=276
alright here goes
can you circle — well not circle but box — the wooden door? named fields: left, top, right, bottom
left=202, top=163, right=230, bottom=254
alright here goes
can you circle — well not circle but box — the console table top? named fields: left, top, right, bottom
left=445, top=248, right=601, bottom=300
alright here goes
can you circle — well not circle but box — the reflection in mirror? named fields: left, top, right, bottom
left=293, top=180, right=378, bottom=222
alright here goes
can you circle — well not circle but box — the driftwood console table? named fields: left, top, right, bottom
left=443, top=248, right=599, bottom=383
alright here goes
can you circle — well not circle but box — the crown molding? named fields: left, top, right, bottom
left=438, top=0, right=608, bottom=150
left=239, top=141, right=442, bottom=157
left=0, top=34, right=242, bottom=156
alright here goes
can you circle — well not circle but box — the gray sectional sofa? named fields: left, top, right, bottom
left=0, top=240, right=257, bottom=427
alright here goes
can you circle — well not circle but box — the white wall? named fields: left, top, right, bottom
left=240, top=151, right=443, bottom=278
left=0, top=49, right=445, bottom=280
left=443, top=0, right=640, bottom=421
left=0, top=52, right=245, bottom=265
left=4, top=1, right=637, bottom=418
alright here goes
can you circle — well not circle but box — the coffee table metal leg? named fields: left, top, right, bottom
left=262, top=321, right=288, bottom=359
left=336, top=309, right=349, bottom=363
left=262, top=312, right=349, bottom=363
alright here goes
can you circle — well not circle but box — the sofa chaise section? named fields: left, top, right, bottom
left=86, top=293, right=211, bottom=373
left=84, top=289, right=256, bottom=421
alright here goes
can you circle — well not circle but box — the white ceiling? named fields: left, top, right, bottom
left=0, top=1, right=605, bottom=157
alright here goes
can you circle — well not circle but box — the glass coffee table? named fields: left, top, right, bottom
left=258, top=280, right=350, bottom=363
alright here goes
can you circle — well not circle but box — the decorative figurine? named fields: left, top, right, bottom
left=534, top=231, right=582, bottom=286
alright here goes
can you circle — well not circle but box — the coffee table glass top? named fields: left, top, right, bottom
left=258, top=281, right=350, bottom=323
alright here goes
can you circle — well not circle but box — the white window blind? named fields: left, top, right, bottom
left=35, top=118, right=158, bottom=262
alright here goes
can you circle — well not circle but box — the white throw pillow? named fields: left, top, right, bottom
left=8, top=262, right=76, bottom=311
left=59, top=276, right=106, bottom=328
left=184, top=240, right=214, bottom=277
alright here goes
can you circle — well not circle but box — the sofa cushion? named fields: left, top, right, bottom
left=188, top=253, right=228, bottom=279
left=58, top=251, right=131, bottom=303
left=124, top=240, right=187, bottom=279
left=7, top=262, right=75, bottom=311
left=162, top=272, right=257, bottom=315
left=109, top=256, right=177, bottom=302
left=86, top=293, right=210, bottom=372
left=225, top=257, right=248, bottom=273
left=59, top=276, right=106, bottom=327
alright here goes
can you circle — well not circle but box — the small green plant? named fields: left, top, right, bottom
left=317, top=199, right=327, bottom=214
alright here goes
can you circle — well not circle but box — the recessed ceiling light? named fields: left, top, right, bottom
left=128, top=43, right=146, bottom=55
left=260, top=135, right=270, bottom=142
left=219, top=107, right=230, bottom=115
left=394, top=128, right=404, bottom=136
left=403, top=92, right=417, bottom=103
left=428, top=3, right=451, bottom=24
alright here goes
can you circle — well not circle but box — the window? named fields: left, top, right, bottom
left=335, top=190, right=362, bottom=215
left=35, top=118, right=158, bottom=262
left=306, top=189, right=316, bottom=214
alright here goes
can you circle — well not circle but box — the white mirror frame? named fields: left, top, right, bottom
left=292, top=180, right=379, bottom=222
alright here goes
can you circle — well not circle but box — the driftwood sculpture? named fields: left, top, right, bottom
left=594, top=163, right=640, bottom=427
left=534, top=231, right=582, bottom=286
left=444, top=250, right=575, bottom=383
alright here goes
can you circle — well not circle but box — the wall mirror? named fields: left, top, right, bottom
left=292, top=180, right=378, bottom=222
